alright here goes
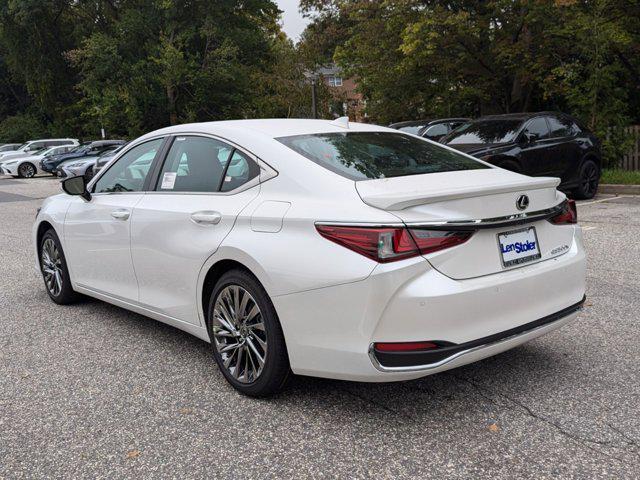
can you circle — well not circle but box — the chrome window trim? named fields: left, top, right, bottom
left=88, top=131, right=278, bottom=196
left=316, top=202, right=565, bottom=231
left=149, top=132, right=277, bottom=196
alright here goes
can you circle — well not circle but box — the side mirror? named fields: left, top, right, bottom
left=62, top=175, right=91, bottom=201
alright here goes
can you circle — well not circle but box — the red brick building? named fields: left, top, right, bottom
left=317, top=65, right=366, bottom=122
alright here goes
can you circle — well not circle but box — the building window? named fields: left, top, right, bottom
left=328, top=76, right=343, bottom=87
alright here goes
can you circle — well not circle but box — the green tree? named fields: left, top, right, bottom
left=300, top=0, right=640, bottom=165
left=542, top=0, right=638, bottom=166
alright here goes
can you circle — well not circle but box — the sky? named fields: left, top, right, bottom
left=275, top=0, right=310, bottom=42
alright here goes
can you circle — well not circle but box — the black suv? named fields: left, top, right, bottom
left=442, top=112, right=602, bottom=199
left=389, top=118, right=470, bottom=141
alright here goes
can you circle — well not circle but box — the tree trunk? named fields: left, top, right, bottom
left=167, top=85, right=178, bottom=125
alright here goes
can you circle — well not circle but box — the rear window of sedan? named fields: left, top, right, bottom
left=277, top=131, right=488, bottom=180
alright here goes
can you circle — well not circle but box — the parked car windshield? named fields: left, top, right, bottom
left=397, top=124, right=427, bottom=135
left=277, top=131, right=488, bottom=180
left=446, top=120, right=523, bottom=145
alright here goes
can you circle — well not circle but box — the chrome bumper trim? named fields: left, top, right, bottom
left=369, top=297, right=585, bottom=373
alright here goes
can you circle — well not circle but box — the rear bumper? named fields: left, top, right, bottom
left=273, top=226, right=586, bottom=382
left=369, top=296, right=584, bottom=372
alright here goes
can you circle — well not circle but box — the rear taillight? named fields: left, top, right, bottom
left=549, top=199, right=577, bottom=225
left=316, top=225, right=473, bottom=263
left=408, top=228, right=474, bottom=255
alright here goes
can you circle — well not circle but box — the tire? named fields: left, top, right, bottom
left=207, top=269, right=290, bottom=397
left=39, top=229, right=81, bottom=305
left=18, top=162, right=36, bottom=178
left=84, top=166, right=94, bottom=182
left=573, top=159, right=600, bottom=200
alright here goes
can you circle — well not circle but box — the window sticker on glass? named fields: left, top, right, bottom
left=161, top=172, right=177, bottom=189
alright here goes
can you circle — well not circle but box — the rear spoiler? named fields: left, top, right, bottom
left=355, top=171, right=560, bottom=210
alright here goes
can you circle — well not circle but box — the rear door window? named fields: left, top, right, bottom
left=523, top=118, right=550, bottom=140
left=221, top=150, right=260, bottom=192
left=156, top=136, right=232, bottom=193
left=547, top=116, right=574, bottom=138
left=277, top=131, right=488, bottom=180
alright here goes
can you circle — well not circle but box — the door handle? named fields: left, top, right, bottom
left=190, top=211, right=222, bottom=225
left=110, top=209, right=131, bottom=221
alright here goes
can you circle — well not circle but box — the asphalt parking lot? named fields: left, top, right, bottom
left=0, top=175, right=638, bottom=479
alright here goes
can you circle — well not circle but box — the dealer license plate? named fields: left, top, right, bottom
left=498, top=227, right=541, bottom=267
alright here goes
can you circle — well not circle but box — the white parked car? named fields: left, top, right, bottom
left=0, top=143, right=21, bottom=152
left=57, top=145, right=124, bottom=180
left=0, top=138, right=78, bottom=162
left=0, top=145, right=76, bottom=178
left=33, top=119, right=586, bottom=396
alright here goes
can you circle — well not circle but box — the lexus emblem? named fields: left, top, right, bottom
left=516, top=194, right=529, bottom=211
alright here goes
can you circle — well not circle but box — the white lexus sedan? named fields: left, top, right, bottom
left=0, top=145, right=76, bottom=178
left=33, top=119, right=586, bottom=396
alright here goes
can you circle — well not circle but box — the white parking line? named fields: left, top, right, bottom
left=578, top=195, right=629, bottom=206
left=581, top=226, right=598, bottom=231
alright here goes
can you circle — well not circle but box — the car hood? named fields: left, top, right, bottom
left=0, top=153, right=39, bottom=165
left=96, top=155, right=116, bottom=167
left=59, top=156, right=99, bottom=168
left=0, top=151, right=30, bottom=162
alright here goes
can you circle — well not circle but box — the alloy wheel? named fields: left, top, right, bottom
left=19, top=163, right=35, bottom=178
left=212, top=285, right=267, bottom=384
left=41, top=238, right=63, bottom=296
left=581, top=163, right=599, bottom=197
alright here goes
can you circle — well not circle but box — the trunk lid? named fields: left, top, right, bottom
left=356, top=169, right=573, bottom=279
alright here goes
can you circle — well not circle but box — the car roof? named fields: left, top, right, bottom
left=389, top=120, right=433, bottom=128
left=138, top=119, right=394, bottom=143
left=474, top=111, right=565, bottom=122
left=26, top=138, right=78, bottom=142
left=86, top=140, right=126, bottom=146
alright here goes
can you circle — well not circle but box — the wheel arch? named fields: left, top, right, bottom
left=198, top=250, right=274, bottom=333
left=36, top=220, right=55, bottom=256
left=581, top=152, right=601, bottom=170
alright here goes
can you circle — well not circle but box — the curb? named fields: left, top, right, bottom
left=598, top=184, right=640, bottom=195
